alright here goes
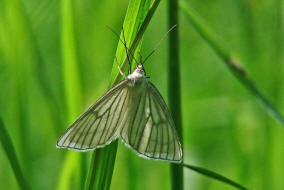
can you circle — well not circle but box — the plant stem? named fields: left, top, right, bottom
left=0, top=118, right=32, bottom=190
left=168, top=0, right=184, bottom=190
left=85, top=1, right=161, bottom=189
left=182, top=164, right=248, bottom=190
left=112, top=0, right=161, bottom=85
left=58, top=0, right=85, bottom=188
left=179, top=1, right=284, bottom=127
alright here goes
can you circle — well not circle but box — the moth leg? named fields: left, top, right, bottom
left=115, top=56, right=126, bottom=78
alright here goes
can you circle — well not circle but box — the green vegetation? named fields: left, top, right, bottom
left=0, top=0, right=283, bottom=189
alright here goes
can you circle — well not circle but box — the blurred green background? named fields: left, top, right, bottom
left=0, top=0, right=284, bottom=189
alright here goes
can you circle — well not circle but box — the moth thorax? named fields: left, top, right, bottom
left=127, top=65, right=146, bottom=81
left=135, top=65, right=145, bottom=75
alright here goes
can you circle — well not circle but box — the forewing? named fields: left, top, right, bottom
left=56, top=80, right=130, bottom=151
left=121, top=81, right=183, bottom=162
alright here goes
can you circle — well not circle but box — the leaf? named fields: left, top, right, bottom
left=182, top=164, right=248, bottom=190
left=57, top=0, right=86, bottom=189
left=179, top=0, right=284, bottom=127
left=0, top=118, right=31, bottom=190
left=84, top=1, right=161, bottom=190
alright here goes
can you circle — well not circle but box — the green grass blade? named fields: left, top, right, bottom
left=57, top=0, right=85, bottom=189
left=182, top=164, right=248, bottom=190
left=108, top=0, right=149, bottom=86
left=61, top=0, right=82, bottom=119
left=167, top=0, right=184, bottom=190
left=84, top=1, right=160, bottom=190
left=110, top=0, right=160, bottom=85
left=0, top=118, right=32, bottom=190
left=9, top=0, right=63, bottom=137
left=179, top=1, right=284, bottom=127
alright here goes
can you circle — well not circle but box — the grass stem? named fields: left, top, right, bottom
left=0, top=118, right=31, bottom=190
left=168, top=0, right=184, bottom=189
left=179, top=1, right=284, bottom=127
left=182, top=164, right=248, bottom=190
left=85, top=1, right=161, bottom=189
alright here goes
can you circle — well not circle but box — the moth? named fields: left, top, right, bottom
left=56, top=27, right=183, bottom=163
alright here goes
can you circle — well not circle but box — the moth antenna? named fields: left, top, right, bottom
left=138, top=51, right=143, bottom=64
left=106, top=25, right=139, bottom=73
left=121, top=26, right=132, bottom=75
left=138, top=51, right=146, bottom=75
left=142, top=24, right=177, bottom=65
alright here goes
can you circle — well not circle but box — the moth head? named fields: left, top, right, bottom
left=135, top=64, right=145, bottom=76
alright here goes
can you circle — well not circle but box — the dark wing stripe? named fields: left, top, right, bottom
left=149, top=92, right=162, bottom=158
left=56, top=80, right=131, bottom=150
left=150, top=94, right=159, bottom=158
left=74, top=113, right=96, bottom=148
left=134, top=89, right=150, bottom=152
left=116, top=80, right=182, bottom=162
left=152, top=124, right=159, bottom=158
left=88, top=117, right=103, bottom=147
left=166, top=119, right=170, bottom=159
left=98, top=109, right=111, bottom=144
left=128, top=92, right=143, bottom=146
left=151, top=93, right=168, bottom=159
left=97, top=89, right=123, bottom=145
left=149, top=82, right=182, bottom=161
left=71, top=80, right=127, bottom=126
left=106, top=89, right=128, bottom=140
left=137, top=115, right=150, bottom=152
left=159, top=121, right=164, bottom=159
left=66, top=113, right=93, bottom=148
left=133, top=90, right=147, bottom=147
left=102, top=89, right=124, bottom=143
left=173, top=132, right=176, bottom=160
left=78, top=113, right=101, bottom=149
left=79, top=115, right=98, bottom=149
left=145, top=91, right=154, bottom=154
left=80, top=90, right=121, bottom=149
left=74, top=92, right=114, bottom=148
left=93, top=110, right=108, bottom=146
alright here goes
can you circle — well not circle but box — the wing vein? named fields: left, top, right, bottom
left=133, top=89, right=147, bottom=147
left=145, top=90, right=154, bottom=154
left=66, top=113, right=93, bottom=148
left=108, top=89, right=129, bottom=140
left=102, top=89, right=124, bottom=143
left=128, top=92, right=143, bottom=146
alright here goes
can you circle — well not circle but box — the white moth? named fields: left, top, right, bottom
left=56, top=64, right=183, bottom=162
left=57, top=26, right=183, bottom=162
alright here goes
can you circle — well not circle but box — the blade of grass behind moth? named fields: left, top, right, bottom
left=57, top=0, right=86, bottom=189
left=0, top=118, right=32, bottom=190
left=2, top=0, right=38, bottom=174
left=274, top=0, right=284, bottom=105
left=168, top=0, right=184, bottom=190
left=108, top=0, right=149, bottom=86
left=182, top=164, right=248, bottom=190
left=179, top=1, right=284, bottom=127
left=84, top=1, right=160, bottom=190
left=11, top=0, right=64, bottom=136
left=110, top=0, right=161, bottom=85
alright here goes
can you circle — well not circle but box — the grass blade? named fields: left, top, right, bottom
left=168, top=0, right=184, bottom=189
left=85, top=1, right=160, bottom=189
left=182, top=164, right=248, bottom=190
left=179, top=1, right=284, bottom=127
left=61, top=0, right=82, bottom=119
left=57, top=0, right=85, bottom=189
left=0, top=118, right=31, bottom=190
left=110, top=0, right=161, bottom=85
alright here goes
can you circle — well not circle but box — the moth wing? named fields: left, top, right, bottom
left=56, top=80, right=130, bottom=151
left=121, top=81, right=183, bottom=162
